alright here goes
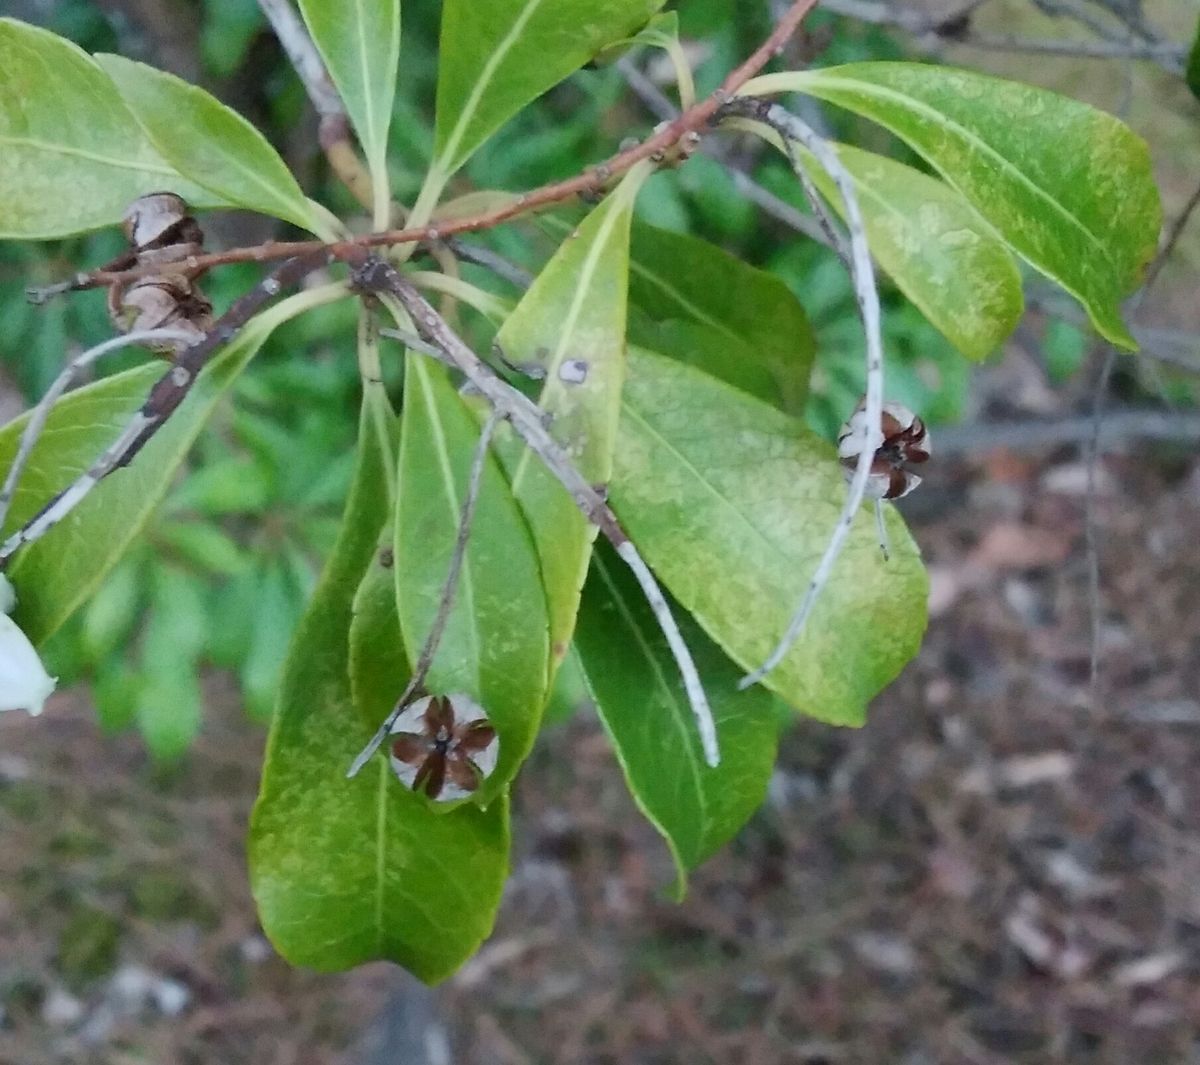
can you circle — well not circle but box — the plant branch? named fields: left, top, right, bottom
left=616, top=55, right=834, bottom=249
left=724, top=100, right=886, bottom=692
left=347, top=409, right=502, bottom=778
left=255, top=0, right=378, bottom=211
left=0, top=327, right=200, bottom=533
left=352, top=260, right=720, bottom=767
left=38, top=0, right=820, bottom=300
left=0, top=254, right=334, bottom=567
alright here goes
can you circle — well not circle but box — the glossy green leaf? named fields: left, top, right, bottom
left=577, top=543, right=781, bottom=898
left=396, top=356, right=549, bottom=803
left=97, top=53, right=331, bottom=236
left=747, top=63, right=1161, bottom=348
left=611, top=349, right=928, bottom=725
left=297, top=0, right=400, bottom=217
left=0, top=288, right=337, bottom=645
left=798, top=141, right=1023, bottom=361
left=495, top=173, right=643, bottom=664
left=432, top=0, right=665, bottom=177
left=628, top=221, right=815, bottom=414
left=627, top=314, right=784, bottom=410
left=0, top=18, right=225, bottom=238
left=250, top=399, right=510, bottom=979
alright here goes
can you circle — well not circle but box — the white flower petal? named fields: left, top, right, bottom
left=0, top=614, right=56, bottom=715
left=0, top=575, right=16, bottom=616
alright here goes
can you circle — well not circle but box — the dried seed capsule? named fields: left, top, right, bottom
left=108, top=276, right=213, bottom=353
left=122, top=192, right=203, bottom=251
left=837, top=400, right=931, bottom=500
left=388, top=694, right=500, bottom=802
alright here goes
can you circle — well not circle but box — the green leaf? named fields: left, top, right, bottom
left=81, top=558, right=144, bottom=663
left=577, top=543, right=781, bottom=898
left=0, top=288, right=335, bottom=646
left=542, top=643, right=588, bottom=725
left=611, top=349, right=928, bottom=725
left=297, top=0, right=400, bottom=220
left=157, top=521, right=247, bottom=576
left=165, top=458, right=274, bottom=516
left=136, top=566, right=206, bottom=760
left=396, top=356, right=549, bottom=803
left=250, top=399, right=509, bottom=979
left=0, top=18, right=225, bottom=239
left=495, top=173, right=643, bottom=665
left=628, top=220, right=815, bottom=414
left=349, top=522, right=406, bottom=729
left=749, top=63, right=1161, bottom=348
left=97, top=53, right=331, bottom=236
left=799, top=141, right=1023, bottom=361
left=627, top=314, right=784, bottom=409
left=432, top=0, right=665, bottom=177
left=241, top=558, right=304, bottom=722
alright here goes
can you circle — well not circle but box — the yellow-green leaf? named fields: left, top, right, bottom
left=97, top=53, right=331, bottom=236
left=0, top=18, right=225, bottom=238
left=0, top=287, right=342, bottom=644
left=297, top=0, right=400, bottom=223
left=745, top=63, right=1161, bottom=348
left=494, top=171, right=643, bottom=666
left=611, top=349, right=928, bottom=725
left=432, top=0, right=665, bottom=178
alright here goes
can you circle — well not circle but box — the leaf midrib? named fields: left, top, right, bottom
left=0, top=134, right=176, bottom=176
left=619, top=396, right=813, bottom=570
left=436, top=0, right=548, bottom=173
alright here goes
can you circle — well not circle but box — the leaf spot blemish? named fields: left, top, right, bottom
left=558, top=359, right=588, bottom=385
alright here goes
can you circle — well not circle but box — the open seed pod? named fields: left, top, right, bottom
left=108, top=276, right=213, bottom=352
left=107, top=193, right=211, bottom=356
left=122, top=192, right=204, bottom=253
left=387, top=694, right=500, bottom=802
left=837, top=400, right=931, bottom=500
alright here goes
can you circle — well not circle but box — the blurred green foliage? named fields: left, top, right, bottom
left=0, top=0, right=1017, bottom=756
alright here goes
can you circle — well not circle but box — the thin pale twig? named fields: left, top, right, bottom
left=726, top=101, right=886, bottom=691
left=0, top=254, right=332, bottom=567
left=0, top=328, right=198, bottom=533
left=255, top=0, right=343, bottom=118
left=617, top=55, right=834, bottom=249
left=347, top=410, right=502, bottom=779
left=355, top=261, right=721, bottom=767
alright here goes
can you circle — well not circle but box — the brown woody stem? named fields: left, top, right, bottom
left=35, top=0, right=819, bottom=299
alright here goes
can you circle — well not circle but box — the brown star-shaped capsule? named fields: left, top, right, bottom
left=837, top=400, right=931, bottom=500
left=388, top=693, right=500, bottom=801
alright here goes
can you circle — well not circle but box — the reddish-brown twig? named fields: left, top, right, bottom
left=29, top=0, right=819, bottom=302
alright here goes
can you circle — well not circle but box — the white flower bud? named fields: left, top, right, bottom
left=0, top=608, right=57, bottom=716
left=0, top=575, right=15, bottom=616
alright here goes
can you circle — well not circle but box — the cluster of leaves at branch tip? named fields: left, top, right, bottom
left=0, top=0, right=1164, bottom=984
